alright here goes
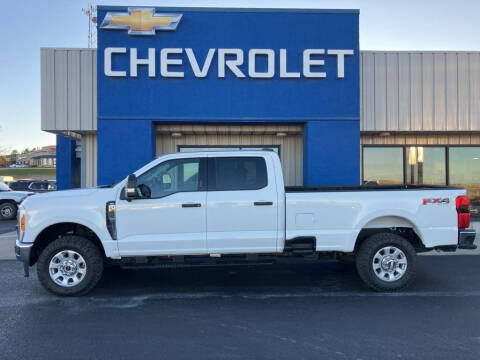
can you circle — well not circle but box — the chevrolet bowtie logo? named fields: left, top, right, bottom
left=100, top=8, right=182, bottom=36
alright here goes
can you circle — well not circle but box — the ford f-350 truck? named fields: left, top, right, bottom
left=15, top=151, right=476, bottom=296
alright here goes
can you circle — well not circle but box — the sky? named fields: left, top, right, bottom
left=1, top=0, right=480, bottom=152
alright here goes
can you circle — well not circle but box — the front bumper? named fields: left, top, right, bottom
left=458, top=229, right=477, bottom=250
left=14, top=240, right=33, bottom=277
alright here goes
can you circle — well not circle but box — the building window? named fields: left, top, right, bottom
left=449, top=147, right=480, bottom=216
left=363, top=147, right=403, bottom=184
left=405, top=147, right=446, bottom=185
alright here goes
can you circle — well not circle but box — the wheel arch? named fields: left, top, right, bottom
left=354, top=215, right=425, bottom=253
left=30, top=222, right=106, bottom=266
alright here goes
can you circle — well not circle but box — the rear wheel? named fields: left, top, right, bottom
left=37, top=235, right=104, bottom=296
left=355, top=232, right=416, bottom=291
left=0, top=202, right=17, bottom=220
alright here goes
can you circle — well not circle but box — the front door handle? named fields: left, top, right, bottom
left=254, top=201, right=273, bottom=206
left=182, top=203, right=201, bottom=208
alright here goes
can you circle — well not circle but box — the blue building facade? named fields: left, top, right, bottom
left=58, top=6, right=360, bottom=187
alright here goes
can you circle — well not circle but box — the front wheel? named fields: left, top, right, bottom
left=0, top=202, right=17, bottom=220
left=37, top=235, right=104, bottom=296
left=355, top=233, right=417, bottom=291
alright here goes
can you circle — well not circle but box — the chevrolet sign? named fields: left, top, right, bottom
left=104, top=47, right=354, bottom=79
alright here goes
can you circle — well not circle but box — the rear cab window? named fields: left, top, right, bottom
left=208, top=157, right=268, bottom=191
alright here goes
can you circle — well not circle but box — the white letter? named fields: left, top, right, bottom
left=130, top=48, right=155, bottom=77
left=160, top=48, right=184, bottom=78
left=279, top=49, right=300, bottom=78
left=218, top=49, right=245, bottom=78
left=185, top=48, right=215, bottom=78
left=303, top=49, right=326, bottom=78
left=248, top=49, right=275, bottom=78
left=327, top=49, right=354, bottom=78
left=104, top=47, right=126, bottom=77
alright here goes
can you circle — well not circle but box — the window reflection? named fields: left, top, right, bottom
left=406, top=147, right=446, bottom=185
left=363, top=147, right=403, bottom=184
left=449, top=147, right=480, bottom=216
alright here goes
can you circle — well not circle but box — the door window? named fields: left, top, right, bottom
left=209, top=157, right=268, bottom=191
left=136, top=158, right=204, bottom=199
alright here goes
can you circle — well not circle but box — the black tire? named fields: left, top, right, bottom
left=355, top=232, right=416, bottom=291
left=0, top=202, right=17, bottom=220
left=37, top=235, right=104, bottom=296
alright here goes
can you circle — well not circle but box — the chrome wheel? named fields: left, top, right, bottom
left=0, top=204, right=13, bottom=218
left=49, top=250, right=87, bottom=287
left=372, top=246, right=407, bottom=282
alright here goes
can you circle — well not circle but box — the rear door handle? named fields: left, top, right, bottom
left=254, top=201, right=273, bottom=206
left=182, top=203, right=201, bottom=208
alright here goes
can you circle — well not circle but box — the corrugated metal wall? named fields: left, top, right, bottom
left=84, top=134, right=97, bottom=187
left=155, top=125, right=304, bottom=186
left=361, top=51, right=480, bottom=132
left=41, top=48, right=97, bottom=132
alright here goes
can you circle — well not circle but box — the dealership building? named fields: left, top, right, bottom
left=41, top=6, right=480, bottom=214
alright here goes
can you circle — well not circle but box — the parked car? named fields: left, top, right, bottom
left=15, top=151, right=476, bottom=296
left=0, top=182, right=33, bottom=220
left=9, top=179, right=56, bottom=193
left=8, top=179, right=35, bottom=191
left=28, top=180, right=56, bottom=193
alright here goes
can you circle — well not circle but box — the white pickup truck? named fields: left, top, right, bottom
left=15, top=150, right=476, bottom=296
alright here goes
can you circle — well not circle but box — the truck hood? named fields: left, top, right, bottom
left=21, top=187, right=117, bottom=210
left=33, top=188, right=101, bottom=199
left=0, top=190, right=34, bottom=203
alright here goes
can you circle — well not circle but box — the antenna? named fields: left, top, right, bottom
left=82, top=4, right=97, bottom=48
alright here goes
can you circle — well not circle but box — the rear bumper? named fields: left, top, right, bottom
left=458, top=229, right=477, bottom=250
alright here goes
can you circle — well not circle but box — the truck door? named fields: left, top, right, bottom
left=115, top=157, right=207, bottom=256
left=206, top=155, right=278, bottom=253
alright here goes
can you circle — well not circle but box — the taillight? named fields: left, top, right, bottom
left=456, top=195, right=470, bottom=229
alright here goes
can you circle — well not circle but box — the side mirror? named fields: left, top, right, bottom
left=125, top=174, right=138, bottom=201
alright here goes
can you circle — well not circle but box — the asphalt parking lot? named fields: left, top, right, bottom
left=0, top=220, right=15, bottom=235
left=1, top=256, right=480, bottom=360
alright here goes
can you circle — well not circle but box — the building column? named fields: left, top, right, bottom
left=97, top=119, right=155, bottom=186
left=56, top=135, right=78, bottom=190
left=303, top=120, right=360, bottom=186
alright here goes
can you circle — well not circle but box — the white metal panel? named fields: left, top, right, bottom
left=471, top=53, right=480, bottom=129
left=80, top=50, right=94, bottom=131
left=41, top=48, right=96, bottom=132
left=41, top=49, right=55, bottom=131
left=68, top=51, right=81, bottom=131
left=398, top=53, right=411, bottom=131
left=362, top=52, right=375, bottom=131
left=374, top=53, right=387, bottom=130
left=360, top=51, right=480, bottom=132
left=446, top=53, right=458, bottom=131
left=433, top=53, right=447, bottom=131
left=422, top=53, right=434, bottom=131
left=410, top=53, right=422, bottom=131
left=54, top=50, right=68, bottom=130
left=458, top=53, right=470, bottom=131
left=386, top=53, right=399, bottom=131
